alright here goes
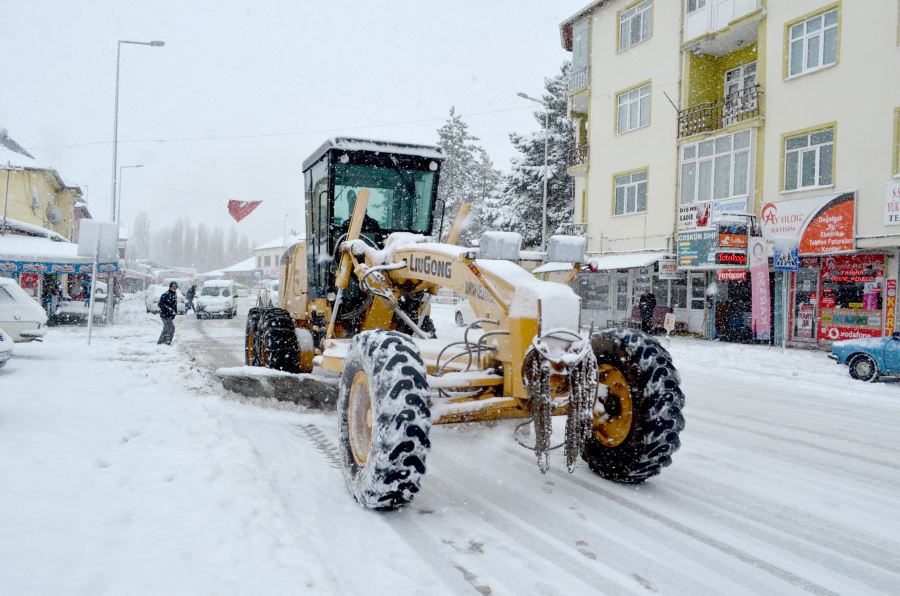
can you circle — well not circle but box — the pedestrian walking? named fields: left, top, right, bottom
left=638, top=288, right=657, bottom=334
left=185, top=284, right=197, bottom=313
left=157, top=282, right=179, bottom=345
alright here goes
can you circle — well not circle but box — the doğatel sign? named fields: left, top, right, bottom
left=760, top=191, right=856, bottom=255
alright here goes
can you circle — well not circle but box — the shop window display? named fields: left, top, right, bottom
left=818, top=255, right=884, bottom=342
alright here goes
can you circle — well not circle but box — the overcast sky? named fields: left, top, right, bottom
left=4, top=0, right=586, bottom=247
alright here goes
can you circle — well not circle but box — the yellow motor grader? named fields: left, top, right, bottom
left=243, top=138, right=685, bottom=509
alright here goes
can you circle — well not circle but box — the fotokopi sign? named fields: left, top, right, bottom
left=760, top=191, right=856, bottom=255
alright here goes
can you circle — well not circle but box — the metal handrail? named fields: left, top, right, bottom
left=677, top=84, right=762, bottom=139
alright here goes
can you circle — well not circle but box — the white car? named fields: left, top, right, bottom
left=196, top=279, right=237, bottom=319
left=145, top=284, right=186, bottom=315
left=0, top=328, right=13, bottom=368
left=454, top=298, right=477, bottom=327
left=0, top=277, right=48, bottom=341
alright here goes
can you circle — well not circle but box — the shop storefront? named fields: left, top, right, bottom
left=761, top=190, right=893, bottom=346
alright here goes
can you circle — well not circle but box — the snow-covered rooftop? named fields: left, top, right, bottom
left=302, top=137, right=444, bottom=171
left=0, top=232, right=85, bottom=262
left=587, top=251, right=669, bottom=271
left=0, top=217, right=67, bottom=241
left=254, top=235, right=302, bottom=251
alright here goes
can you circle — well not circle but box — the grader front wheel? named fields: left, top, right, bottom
left=584, top=329, right=685, bottom=483
left=337, top=330, right=432, bottom=510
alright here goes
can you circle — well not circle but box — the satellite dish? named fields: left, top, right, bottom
left=46, top=204, right=63, bottom=225
left=31, top=188, right=41, bottom=212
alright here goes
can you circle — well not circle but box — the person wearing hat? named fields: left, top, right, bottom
left=157, top=282, right=179, bottom=345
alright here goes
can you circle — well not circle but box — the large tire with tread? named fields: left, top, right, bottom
left=848, top=354, right=878, bottom=382
left=584, top=329, right=685, bottom=483
left=245, top=307, right=263, bottom=365
left=257, top=308, right=301, bottom=373
left=337, top=330, right=432, bottom=509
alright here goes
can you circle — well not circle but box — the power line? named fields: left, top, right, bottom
left=26, top=105, right=536, bottom=151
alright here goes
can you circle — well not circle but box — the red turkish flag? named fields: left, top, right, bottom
left=227, top=200, right=262, bottom=222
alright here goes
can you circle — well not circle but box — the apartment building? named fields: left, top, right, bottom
left=562, top=0, right=900, bottom=345
left=560, top=0, right=683, bottom=329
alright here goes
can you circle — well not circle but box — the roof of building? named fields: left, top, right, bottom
left=0, top=217, right=68, bottom=241
left=302, top=137, right=445, bottom=171
left=559, top=0, right=611, bottom=50
left=254, top=234, right=302, bottom=251
left=587, top=251, right=669, bottom=271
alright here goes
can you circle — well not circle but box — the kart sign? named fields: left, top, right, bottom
left=760, top=191, right=856, bottom=255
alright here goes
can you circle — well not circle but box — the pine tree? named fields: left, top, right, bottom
left=498, top=62, right=575, bottom=249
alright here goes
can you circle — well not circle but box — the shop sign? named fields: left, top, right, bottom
left=0, top=260, right=118, bottom=274
left=658, top=258, right=679, bottom=280
left=717, top=269, right=747, bottom=282
left=796, top=303, right=815, bottom=338
left=817, top=254, right=885, bottom=342
left=716, top=252, right=747, bottom=266
left=760, top=191, right=856, bottom=255
left=678, top=198, right=749, bottom=231
left=676, top=229, right=717, bottom=269
left=885, top=181, right=900, bottom=225
left=773, top=242, right=799, bottom=271
left=799, top=257, right=820, bottom=268
left=887, top=279, right=897, bottom=335
left=748, top=237, right=771, bottom=341
left=718, top=222, right=748, bottom=249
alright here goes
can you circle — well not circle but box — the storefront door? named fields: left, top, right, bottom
left=792, top=267, right=819, bottom=343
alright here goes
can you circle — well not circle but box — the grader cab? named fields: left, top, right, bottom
left=241, top=137, right=685, bottom=510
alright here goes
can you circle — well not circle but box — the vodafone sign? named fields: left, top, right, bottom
left=760, top=191, right=855, bottom=255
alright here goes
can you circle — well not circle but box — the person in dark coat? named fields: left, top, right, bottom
left=638, top=288, right=657, bottom=334
left=185, top=284, right=197, bottom=313
left=157, top=282, right=179, bottom=345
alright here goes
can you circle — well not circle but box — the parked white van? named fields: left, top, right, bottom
left=196, top=279, right=237, bottom=319
left=0, top=277, right=48, bottom=341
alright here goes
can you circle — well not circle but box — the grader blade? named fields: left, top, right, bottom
left=216, top=367, right=340, bottom=409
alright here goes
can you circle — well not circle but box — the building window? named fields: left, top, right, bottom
left=570, top=18, right=590, bottom=92
left=687, top=0, right=706, bottom=14
left=680, top=130, right=752, bottom=204
left=788, top=7, right=838, bottom=78
left=784, top=127, right=834, bottom=191
left=619, top=0, right=652, bottom=52
left=616, top=83, right=651, bottom=134
left=614, top=170, right=648, bottom=215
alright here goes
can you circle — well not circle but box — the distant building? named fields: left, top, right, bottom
left=254, top=235, right=302, bottom=278
left=1, top=146, right=85, bottom=242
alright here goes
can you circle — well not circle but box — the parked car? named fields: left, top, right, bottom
left=54, top=294, right=105, bottom=324
left=145, top=284, right=186, bottom=315
left=0, top=277, right=48, bottom=341
left=0, top=328, right=13, bottom=368
left=829, top=334, right=900, bottom=381
left=454, top=298, right=477, bottom=327
left=235, top=284, right=250, bottom=298
left=196, top=279, right=237, bottom=319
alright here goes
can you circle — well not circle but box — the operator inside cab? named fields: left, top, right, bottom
left=340, top=189, right=382, bottom=237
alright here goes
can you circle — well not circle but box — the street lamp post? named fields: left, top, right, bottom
left=517, top=91, right=550, bottom=254
left=116, top=164, right=143, bottom=226
left=108, top=39, right=163, bottom=323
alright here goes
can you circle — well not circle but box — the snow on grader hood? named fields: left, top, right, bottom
left=222, top=139, right=685, bottom=510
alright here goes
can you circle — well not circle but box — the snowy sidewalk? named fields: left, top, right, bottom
left=0, top=303, right=338, bottom=595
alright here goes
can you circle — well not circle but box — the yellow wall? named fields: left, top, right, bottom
left=685, top=43, right=759, bottom=107
left=1, top=168, right=79, bottom=240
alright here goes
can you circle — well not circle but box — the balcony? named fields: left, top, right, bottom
left=683, top=0, right=762, bottom=52
left=568, top=144, right=589, bottom=168
left=677, top=85, right=761, bottom=139
left=569, top=65, right=589, bottom=94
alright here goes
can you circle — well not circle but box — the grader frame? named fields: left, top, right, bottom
left=241, top=138, right=685, bottom=510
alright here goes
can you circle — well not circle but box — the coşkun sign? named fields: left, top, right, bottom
left=759, top=191, right=856, bottom=255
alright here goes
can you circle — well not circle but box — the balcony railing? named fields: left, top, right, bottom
left=567, top=144, right=589, bottom=167
left=677, top=84, right=762, bottom=139
left=569, top=65, right=589, bottom=93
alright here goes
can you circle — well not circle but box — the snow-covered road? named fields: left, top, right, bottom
left=1, top=297, right=898, bottom=595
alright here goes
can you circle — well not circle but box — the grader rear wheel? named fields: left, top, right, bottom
left=337, top=330, right=432, bottom=510
left=583, top=329, right=685, bottom=483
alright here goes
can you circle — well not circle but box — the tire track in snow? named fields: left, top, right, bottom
left=496, top=445, right=839, bottom=596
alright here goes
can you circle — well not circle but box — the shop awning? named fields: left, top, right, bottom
left=586, top=251, right=668, bottom=271
left=532, top=261, right=576, bottom=274
left=0, top=232, right=118, bottom=274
